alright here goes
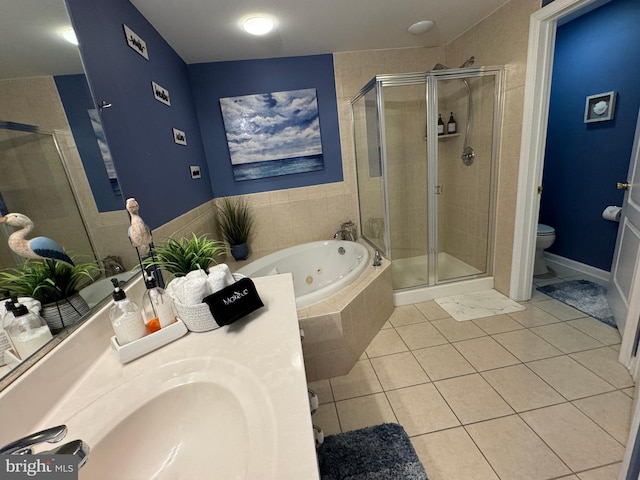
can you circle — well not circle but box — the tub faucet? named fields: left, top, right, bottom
left=333, top=221, right=357, bottom=241
left=333, top=229, right=354, bottom=241
left=102, top=255, right=124, bottom=276
left=0, top=425, right=90, bottom=468
left=373, top=250, right=383, bottom=267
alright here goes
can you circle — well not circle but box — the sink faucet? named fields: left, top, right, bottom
left=0, top=425, right=90, bottom=468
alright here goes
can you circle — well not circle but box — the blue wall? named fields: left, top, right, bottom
left=65, top=0, right=344, bottom=227
left=54, top=74, right=123, bottom=212
left=188, top=55, right=343, bottom=197
left=540, top=0, right=640, bottom=271
left=66, top=0, right=212, bottom=230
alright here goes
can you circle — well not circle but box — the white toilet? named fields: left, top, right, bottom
left=534, top=223, right=556, bottom=275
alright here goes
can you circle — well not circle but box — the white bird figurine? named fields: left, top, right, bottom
left=0, top=212, right=74, bottom=266
left=126, top=198, right=152, bottom=256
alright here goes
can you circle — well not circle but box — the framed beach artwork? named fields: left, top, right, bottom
left=219, top=88, right=324, bottom=181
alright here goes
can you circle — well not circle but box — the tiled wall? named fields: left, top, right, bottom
left=383, top=84, right=429, bottom=261
left=446, top=0, right=541, bottom=293
left=438, top=75, right=496, bottom=272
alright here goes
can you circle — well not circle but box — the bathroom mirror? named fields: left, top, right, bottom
left=0, top=1, right=136, bottom=387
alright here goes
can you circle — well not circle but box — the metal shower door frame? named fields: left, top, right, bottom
left=353, top=67, right=504, bottom=287
left=427, top=67, right=504, bottom=285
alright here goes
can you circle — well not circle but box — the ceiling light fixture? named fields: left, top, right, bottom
left=242, top=16, right=274, bottom=36
left=61, top=27, right=78, bottom=45
left=407, top=20, right=435, bottom=35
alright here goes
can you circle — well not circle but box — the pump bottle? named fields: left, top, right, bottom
left=437, top=114, right=445, bottom=135
left=447, top=112, right=457, bottom=134
left=3, top=297, right=52, bottom=359
left=109, top=278, right=146, bottom=345
left=141, top=270, right=176, bottom=333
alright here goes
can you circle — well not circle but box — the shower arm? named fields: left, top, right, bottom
left=430, top=57, right=475, bottom=165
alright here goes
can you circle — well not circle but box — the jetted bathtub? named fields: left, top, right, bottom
left=236, top=240, right=369, bottom=308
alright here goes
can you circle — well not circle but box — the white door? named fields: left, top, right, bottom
left=609, top=108, right=640, bottom=371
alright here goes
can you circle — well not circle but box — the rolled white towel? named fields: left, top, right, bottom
left=183, top=269, right=211, bottom=305
left=166, top=276, right=186, bottom=304
left=208, top=264, right=235, bottom=286
left=207, top=269, right=227, bottom=294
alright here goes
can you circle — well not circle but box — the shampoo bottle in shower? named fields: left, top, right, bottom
left=437, top=114, right=444, bottom=135
left=447, top=112, right=457, bottom=134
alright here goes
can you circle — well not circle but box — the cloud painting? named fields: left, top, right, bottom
left=219, top=88, right=324, bottom=181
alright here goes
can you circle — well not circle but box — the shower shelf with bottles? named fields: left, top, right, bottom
left=423, top=133, right=461, bottom=141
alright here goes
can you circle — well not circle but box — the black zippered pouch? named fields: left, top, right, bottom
left=202, top=277, right=264, bottom=326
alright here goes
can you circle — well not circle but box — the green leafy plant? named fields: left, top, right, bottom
left=147, top=233, right=225, bottom=276
left=216, top=196, right=254, bottom=246
left=0, top=259, right=99, bottom=305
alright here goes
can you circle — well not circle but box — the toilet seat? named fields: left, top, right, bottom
left=537, top=224, right=555, bottom=236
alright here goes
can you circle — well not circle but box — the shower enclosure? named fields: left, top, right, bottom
left=0, top=121, right=96, bottom=269
left=352, top=66, right=504, bottom=299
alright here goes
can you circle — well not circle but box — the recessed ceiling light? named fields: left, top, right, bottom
left=61, top=27, right=78, bottom=45
left=243, top=16, right=274, bottom=36
left=407, top=20, right=435, bottom=35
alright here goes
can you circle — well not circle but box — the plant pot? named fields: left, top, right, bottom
left=40, top=293, right=91, bottom=334
left=230, top=243, right=249, bottom=261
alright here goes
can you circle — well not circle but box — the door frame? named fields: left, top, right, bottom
left=510, top=0, right=613, bottom=301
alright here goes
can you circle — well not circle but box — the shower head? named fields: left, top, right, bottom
left=431, top=56, right=475, bottom=71
left=459, top=56, right=475, bottom=68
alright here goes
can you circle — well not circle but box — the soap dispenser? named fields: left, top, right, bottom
left=109, top=278, right=146, bottom=345
left=141, top=269, right=176, bottom=333
left=3, top=297, right=53, bottom=359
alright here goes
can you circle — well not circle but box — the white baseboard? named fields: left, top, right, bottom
left=543, top=252, right=610, bottom=285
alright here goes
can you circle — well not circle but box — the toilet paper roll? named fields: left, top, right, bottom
left=602, top=206, right=622, bottom=222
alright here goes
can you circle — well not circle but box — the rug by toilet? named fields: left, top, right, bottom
left=536, top=279, right=616, bottom=328
left=317, top=423, right=428, bottom=479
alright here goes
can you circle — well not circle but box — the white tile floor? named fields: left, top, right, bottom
left=308, top=269, right=635, bottom=480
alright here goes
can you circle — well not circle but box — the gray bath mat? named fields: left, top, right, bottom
left=536, top=280, right=616, bottom=328
left=317, top=423, right=428, bottom=479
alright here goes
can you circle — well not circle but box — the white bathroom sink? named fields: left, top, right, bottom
left=76, top=358, right=277, bottom=479
left=25, top=274, right=317, bottom=480
left=79, top=271, right=139, bottom=309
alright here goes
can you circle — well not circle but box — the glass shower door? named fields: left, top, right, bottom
left=353, top=87, right=386, bottom=255
left=434, top=73, right=498, bottom=282
left=0, top=125, right=96, bottom=269
left=380, top=83, right=430, bottom=289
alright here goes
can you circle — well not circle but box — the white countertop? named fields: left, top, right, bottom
left=3, top=274, right=319, bottom=479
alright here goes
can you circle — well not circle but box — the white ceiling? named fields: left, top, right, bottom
left=0, top=0, right=510, bottom=79
left=130, top=0, right=510, bottom=63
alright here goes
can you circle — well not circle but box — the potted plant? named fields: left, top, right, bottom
left=216, top=196, right=254, bottom=261
left=148, top=233, right=226, bottom=277
left=0, top=259, right=99, bottom=334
